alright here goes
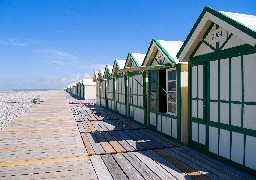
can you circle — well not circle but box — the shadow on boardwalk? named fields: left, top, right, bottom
left=69, top=95, right=254, bottom=180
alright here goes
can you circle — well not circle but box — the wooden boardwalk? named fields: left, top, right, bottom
left=0, top=91, right=254, bottom=179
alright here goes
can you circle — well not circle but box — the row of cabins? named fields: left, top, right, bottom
left=66, top=79, right=96, bottom=101
left=92, top=6, right=256, bottom=174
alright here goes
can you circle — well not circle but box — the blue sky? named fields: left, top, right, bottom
left=0, top=0, right=255, bottom=90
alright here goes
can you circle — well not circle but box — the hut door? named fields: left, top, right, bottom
left=190, top=61, right=207, bottom=147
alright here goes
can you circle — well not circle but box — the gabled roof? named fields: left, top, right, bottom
left=93, top=71, right=99, bottom=82
left=125, top=53, right=146, bottom=68
left=142, top=39, right=183, bottom=66
left=98, top=69, right=104, bottom=80
left=114, top=59, right=126, bottom=70
left=177, top=6, right=256, bottom=62
left=104, top=65, right=113, bottom=79
left=112, top=59, right=126, bottom=77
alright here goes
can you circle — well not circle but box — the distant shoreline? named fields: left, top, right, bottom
left=0, top=89, right=61, bottom=93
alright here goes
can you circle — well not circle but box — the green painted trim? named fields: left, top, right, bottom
left=203, top=40, right=217, bottom=51
left=177, top=6, right=256, bottom=59
left=241, top=55, right=244, bottom=128
left=142, top=39, right=155, bottom=66
left=143, top=39, right=177, bottom=66
left=191, top=44, right=256, bottom=62
left=220, top=33, right=233, bottom=50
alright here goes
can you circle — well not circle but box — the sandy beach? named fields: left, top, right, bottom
left=0, top=90, right=59, bottom=129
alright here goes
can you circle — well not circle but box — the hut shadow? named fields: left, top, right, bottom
left=78, top=104, right=204, bottom=179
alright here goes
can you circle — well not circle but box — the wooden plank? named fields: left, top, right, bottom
left=0, top=155, right=89, bottom=167
left=112, top=153, right=144, bottom=179
left=124, top=130, right=153, bottom=150
left=135, top=130, right=165, bottom=149
left=131, top=130, right=163, bottom=149
left=87, top=133, right=105, bottom=155
left=143, top=150, right=191, bottom=180
left=123, top=130, right=147, bottom=151
left=82, top=121, right=92, bottom=133
left=166, top=148, right=241, bottom=180
left=101, top=132, right=126, bottom=153
left=86, top=121, right=96, bottom=133
left=94, top=132, right=116, bottom=154
left=101, top=154, right=128, bottom=180
left=80, top=133, right=95, bottom=156
left=77, top=122, right=85, bottom=133
left=179, top=146, right=254, bottom=179
left=116, top=131, right=145, bottom=151
left=131, top=151, right=176, bottom=180
left=92, top=121, right=104, bottom=132
left=138, top=129, right=179, bottom=148
left=153, top=149, right=209, bottom=180
left=109, top=131, right=135, bottom=152
left=90, top=155, right=113, bottom=180
left=96, top=121, right=109, bottom=131
left=122, top=152, right=161, bottom=180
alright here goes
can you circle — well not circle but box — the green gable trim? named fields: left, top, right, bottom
left=154, top=39, right=176, bottom=64
left=129, top=53, right=140, bottom=67
left=143, top=39, right=177, bottom=66
left=177, top=6, right=256, bottom=59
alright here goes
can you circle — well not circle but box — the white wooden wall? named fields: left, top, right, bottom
left=129, top=73, right=145, bottom=124
left=207, top=53, right=256, bottom=170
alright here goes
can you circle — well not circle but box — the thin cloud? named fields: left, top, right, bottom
left=41, top=49, right=78, bottom=61
left=48, top=60, right=65, bottom=66
left=0, top=39, right=27, bottom=47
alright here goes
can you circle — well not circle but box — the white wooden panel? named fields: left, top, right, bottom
left=172, top=118, right=177, bottom=139
left=192, top=122, right=198, bottom=142
left=150, top=112, right=156, bottom=126
left=198, top=65, right=203, bottom=99
left=192, top=66, right=197, bottom=98
left=219, top=129, right=230, bottom=159
left=244, top=53, right=256, bottom=102
left=162, top=116, right=167, bottom=134
left=199, top=124, right=206, bottom=145
left=243, top=105, right=256, bottom=130
left=231, top=56, right=242, bottom=101
left=141, top=109, right=144, bottom=124
left=245, top=135, right=256, bottom=170
left=220, top=103, right=229, bottom=125
left=166, top=118, right=172, bottom=136
left=210, top=60, right=218, bottom=100
left=210, top=102, right=218, bottom=122
left=231, top=132, right=244, bottom=165
left=192, top=100, right=197, bottom=118
left=198, top=100, right=203, bottom=119
left=231, top=104, right=241, bottom=127
left=209, top=126, right=218, bottom=154
left=220, top=59, right=229, bottom=100
left=157, top=115, right=162, bottom=131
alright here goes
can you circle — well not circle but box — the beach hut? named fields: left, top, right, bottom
left=93, top=71, right=101, bottom=105
left=112, top=59, right=126, bottom=116
left=177, top=6, right=256, bottom=172
left=98, top=69, right=106, bottom=107
left=142, top=39, right=188, bottom=143
left=124, top=53, right=146, bottom=125
left=71, top=83, right=77, bottom=96
left=104, top=65, right=115, bottom=110
left=82, top=79, right=96, bottom=101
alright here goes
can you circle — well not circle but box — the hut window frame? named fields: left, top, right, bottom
left=166, top=69, right=177, bottom=115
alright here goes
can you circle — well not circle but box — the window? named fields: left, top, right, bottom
left=167, top=70, right=176, bottom=114
left=150, top=71, right=158, bottom=111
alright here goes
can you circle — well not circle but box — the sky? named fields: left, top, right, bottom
left=0, top=0, right=255, bottom=90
